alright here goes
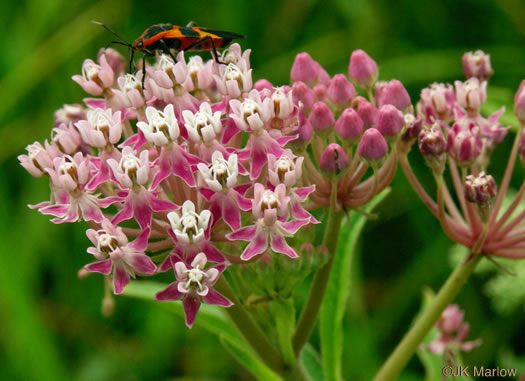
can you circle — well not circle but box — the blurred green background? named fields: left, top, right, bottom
left=1, top=0, right=525, bottom=380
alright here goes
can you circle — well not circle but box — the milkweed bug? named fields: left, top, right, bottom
left=93, top=21, right=245, bottom=88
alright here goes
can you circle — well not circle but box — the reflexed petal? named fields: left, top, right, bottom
left=129, top=227, right=151, bottom=252
left=85, top=259, right=112, bottom=275
left=294, top=185, right=316, bottom=201
left=133, top=193, right=152, bottom=229
left=172, top=147, right=195, bottom=186
left=270, top=233, right=298, bottom=258
left=222, top=196, right=241, bottom=230
left=201, top=242, right=226, bottom=263
left=240, top=231, right=268, bottom=260
left=127, top=253, right=156, bottom=274
left=155, top=281, right=185, bottom=301
left=227, top=225, right=257, bottom=241
left=112, top=200, right=133, bottom=225
left=183, top=296, right=201, bottom=329
left=112, top=264, right=130, bottom=294
left=280, top=219, right=310, bottom=234
left=250, top=139, right=267, bottom=180
left=202, top=288, right=233, bottom=307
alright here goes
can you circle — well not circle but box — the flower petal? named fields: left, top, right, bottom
left=113, top=264, right=130, bottom=295
left=127, top=253, right=157, bottom=274
left=202, top=288, right=233, bottom=307
left=183, top=296, right=201, bottom=329
left=155, top=281, right=185, bottom=301
left=227, top=225, right=257, bottom=241
left=240, top=231, right=268, bottom=260
left=270, top=233, right=298, bottom=258
left=85, top=259, right=112, bottom=275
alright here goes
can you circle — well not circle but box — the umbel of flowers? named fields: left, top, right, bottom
left=19, top=41, right=409, bottom=336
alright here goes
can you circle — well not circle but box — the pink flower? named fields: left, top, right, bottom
left=183, top=102, right=223, bottom=144
left=270, top=87, right=294, bottom=120
left=229, top=89, right=272, bottom=132
left=184, top=55, right=214, bottom=91
left=419, top=83, right=456, bottom=124
left=197, top=152, right=251, bottom=230
left=214, top=62, right=253, bottom=98
left=39, top=153, right=104, bottom=223
left=218, top=43, right=251, bottom=69
left=155, top=253, right=232, bottom=328
left=447, top=119, right=483, bottom=165
left=102, top=148, right=178, bottom=229
left=462, top=50, right=493, bottom=81
left=76, top=108, right=122, bottom=148
left=84, top=220, right=156, bottom=294
left=515, top=80, right=525, bottom=124
left=455, top=78, right=487, bottom=112
left=72, top=54, right=114, bottom=96
left=54, top=104, right=86, bottom=126
left=227, top=184, right=309, bottom=260
left=115, top=74, right=146, bottom=109
left=19, top=141, right=60, bottom=178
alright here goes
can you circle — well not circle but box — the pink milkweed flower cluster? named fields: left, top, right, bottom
left=19, top=41, right=406, bottom=328
left=401, top=50, right=525, bottom=261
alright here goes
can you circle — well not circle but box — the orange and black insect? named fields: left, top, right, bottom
left=94, top=21, right=245, bottom=87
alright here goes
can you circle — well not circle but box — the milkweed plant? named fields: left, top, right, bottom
left=18, top=38, right=525, bottom=380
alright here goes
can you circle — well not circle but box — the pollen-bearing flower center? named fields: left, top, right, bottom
left=151, top=112, right=169, bottom=135
left=124, top=73, right=141, bottom=92
left=97, top=232, right=119, bottom=254
left=210, top=159, right=229, bottom=185
left=261, top=192, right=279, bottom=211
left=120, top=152, right=141, bottom=182
left=242, top=99, right=259, bottom=122
left=276, top=156, right=294, bottom=180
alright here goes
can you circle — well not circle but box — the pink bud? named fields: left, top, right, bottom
left=376, top=79, right=411, bottom=111
left=357, top=128, right=388, bottom=163
left=354, top=96, right=378, bottom=129
left=320, top=143, right=349, bottom=174
left=313, top=84, right=328, bottom=101
left=327, top=74, right=356, bottom=106
left=292, top=81, right=315, bottom=112
left=462, top=50, right=493, bottom=81
left=515, top=80, right=525, bottom=125
left=348, top=49, right=378, bottom=89
left=98, top=47, right=126, bottom=75
left=308, top=102, right=334, bottom=132
left=335, top=108, right=363, bottom=142
left=375, top=104, right=405, bottom=139
left=297, top=104, right=313, bottom=142
left=437, top=305, right=464, bottom=334
left=254, top=79, right=274, bottom=92
left=291, top=52, right=319, bottom=85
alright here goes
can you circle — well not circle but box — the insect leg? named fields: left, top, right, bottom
left=158, top=39, right=177, bottom=62
left=186, top=21, right=197, bottom=27
left=183, top=36, right=226, bottom=65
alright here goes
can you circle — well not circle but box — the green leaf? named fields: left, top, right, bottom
left=301, top=344, right=324, bottom=381
left=220, top=335, right=282, bottom=381
left=320, top=188, right=391, bottom=381
left=272, top=299, right=297, bottom=367
left=123, top=281, right=244, bottom=348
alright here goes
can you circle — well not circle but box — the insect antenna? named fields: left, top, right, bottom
left=92, top=21, right=132, bottom=47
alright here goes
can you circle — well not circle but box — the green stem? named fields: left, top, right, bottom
left=373, top=253, right=483, bottom=381
left=215, top=277, right=285, bottom=373
left=292, top=208, right=344, bottom=355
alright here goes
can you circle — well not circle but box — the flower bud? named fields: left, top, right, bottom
left=308, top=102, right=334, bottom=132
left=291, top=52, right=319, bottom=85
left=419, top=83, right=456, bottom=123
left=462, top=50, right=493, bottom=81
left=348, top=49, right=378, bottom=90
left=436, top=305, right=464, bottom=334
left=376, top=79, right=411, bottom=111
left=297, top=103, right=313, bottom=143
left=455, top=78, right=487, bottom=112
left=98, top=47, right=126, bottom=75
left=335, top=108, right=363, bottom=143
left=515, top=80, right=525, bottom=125
left=357, top=128, right=388, bottom=164
left=292, top=81, right=315, bottom=111
left=254, top=79, right=274, bottom=92
left=375, top=104, right=405, bottom=140
left=313, top=84, right=327, bottom=101
left=447, top=120, right=482, bottom=165
left=418, top=123, right=447, bottom=172
left=327, top=74, right=355, bottom=107
left=319, top=143, right=349, bottom=175
left=354, top=96, right=378, bottom=129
